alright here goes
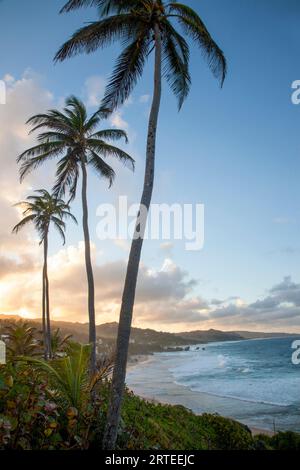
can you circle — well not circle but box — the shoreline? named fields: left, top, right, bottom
left=126, top=352, right=295, bottom=435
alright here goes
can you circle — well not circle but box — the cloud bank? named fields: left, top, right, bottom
left=0, top=72, right=299, bottom=333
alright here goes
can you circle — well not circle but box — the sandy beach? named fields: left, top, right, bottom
left=126, top=352, right=295, bottom=435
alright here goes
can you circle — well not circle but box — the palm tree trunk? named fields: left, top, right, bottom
left=42, top=244, right=47, bottom=360
left=80, top=157, right=96, bottom=372
left=44, top=232, right=52, bottom=359
left=103, top=24, right=162, bottom=450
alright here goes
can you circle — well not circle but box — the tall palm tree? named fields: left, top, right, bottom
left=12, top=190, right=77, bottom=359
left=56, top=0, right=227, bottom=448
left=17, top=96, right=134, bottom=371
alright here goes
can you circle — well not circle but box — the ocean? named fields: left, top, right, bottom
left=126, top=336, right=300, bottom=432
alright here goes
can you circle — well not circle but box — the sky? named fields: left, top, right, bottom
left=1, top=0, right=300, bottom=332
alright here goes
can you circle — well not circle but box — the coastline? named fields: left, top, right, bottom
left=126, top=351, right=294, bottom=435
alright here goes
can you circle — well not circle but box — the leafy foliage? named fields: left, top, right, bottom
left=4, top=322, right=41, bottom=359
left=12, top=190, right=76, bottom=245
left=270, top=431, right=300, bottom=451
left=0, top=344, right=114, bottom=449
left=50, top=328, right=72, bottom=357
left=0, top=361, right=104, bottom=450
left=115, top=393, right=255, bottom=450
left=199, top=413, right=253, bottom=450
left=17, top=96, right=134, bottom=200
left=57, top=1, right=227, bottom=110
left=22, top=342, right=104, bottom=410
left=1, top=354, right=299, bottom=450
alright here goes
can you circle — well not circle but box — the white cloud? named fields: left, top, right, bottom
left=110, top=110, right=129, bottom=130
left=114, top=239, right=130, bottom=252
left=273, top=217, right=294, bottom=224
left=139, top=94, right=150, bottom=104
left=160, top=242, right=174, bottom=257
left=3, top=74, right=15, bottom=84
left=124, top=96, right=134, bottom=107
left=84, top=75, right=106, bottom=107
left=0, top=70, right=57, bottom=310
left=0, top=69, right=55, bottom=209
left=206, top=276, right=300, bottom=332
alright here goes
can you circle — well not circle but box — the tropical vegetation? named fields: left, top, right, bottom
left=0, top=336, right=299, bottom=450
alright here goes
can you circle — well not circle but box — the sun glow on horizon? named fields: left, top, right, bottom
left=18, top=308, right=36, bottom=320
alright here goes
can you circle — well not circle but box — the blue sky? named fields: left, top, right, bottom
left=1, top=0, right=300, bottom=331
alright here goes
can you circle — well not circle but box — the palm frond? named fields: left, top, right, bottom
left=27, top=111, right=75, bottom=135
left=19, top=149, right=64, bottom=181
left=12, top=215, right=36, bottom=234
left=36, top=132, right=71, bottom=144
left=52, top=219, right=66, bottom=244
left=87, top=140, right=135, bottom=170
left=101, top=30, right=150, bottom=110
left=61, top=0, right=139, bottom=15
left=53, top=153, right=79, bottom=202
left=90, top=128, right=128, bottom=143
left=54, top=15, right=140, bottom=62
left=60, top=211, right=78, bottom=224
left=169, top=3, right=227, bottom=86
left=162, top=29, right=191, bottom=109
left=88, top=151, right=116, bottom=187
left=21, top=343, right=91, bottom=409
left=97, top=0, right=140, bottom=16
left=60, top=0, right=98, bottom=14
left=17, top=141, right=66, bottom=163
left=65, top=95, right=87, bottom=127
left=30, top=189, right=53, bottom=199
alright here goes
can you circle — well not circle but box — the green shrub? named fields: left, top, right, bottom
left=0, top=361, right=104, bottom=449
left=253, top=433, right=273, bottom=450
left=118, top=391, right=209, bottom=450
left=270, top=431, right=300, bottom=451
left=199, top=413, right=254, bottom=450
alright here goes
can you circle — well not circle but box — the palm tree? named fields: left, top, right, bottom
left=57, top=0, right=227, bottom=449
left=5, top=321, right=40, bottom=358
left=17, top=96, right=134, bottom=371
left=12, top=190, right=77, bottom=359
left=23, top=342, right=114, bottom=410
left=50, top=328, right=73, bottom=357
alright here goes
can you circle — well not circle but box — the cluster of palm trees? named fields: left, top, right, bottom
left=2, top=321, right=72, bottom=358
left=13, top=98, right=134, bottom=365
left=12, top=0, right=226, bottom=449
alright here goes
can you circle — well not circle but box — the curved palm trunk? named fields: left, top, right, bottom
left=103, top=25, right=162, bottom=450
left=81, top=158, right=96, bottom=372
left=43, top=232, right=52, bottom=359
left=42, top=252, right=47, bottom=360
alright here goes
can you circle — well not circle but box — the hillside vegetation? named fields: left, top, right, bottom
left=1, top=359, right=299, bottom=450
left=0, top=316, right=293, bottom=356
left=0, top=327, right=299, bottom=451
